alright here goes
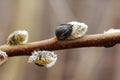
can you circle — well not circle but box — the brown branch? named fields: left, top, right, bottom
left=0, top=32, right=120, bottom=57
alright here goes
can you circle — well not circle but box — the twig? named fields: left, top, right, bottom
left=0, top=32, right=120, bottom=57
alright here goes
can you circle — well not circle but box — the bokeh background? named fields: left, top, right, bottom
left=0, top=0, right=120, bottom=80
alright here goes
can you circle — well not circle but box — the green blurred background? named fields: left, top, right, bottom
left=0, top=0, right=120, bottom=80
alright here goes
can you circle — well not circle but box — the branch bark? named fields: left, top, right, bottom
left=0, top=32, right=120, bottom=57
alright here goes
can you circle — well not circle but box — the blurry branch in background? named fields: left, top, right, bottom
left=0, top=32, right=120, bottom=57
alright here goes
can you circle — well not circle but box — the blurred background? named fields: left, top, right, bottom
left=0, top=0, right=120, bottom=80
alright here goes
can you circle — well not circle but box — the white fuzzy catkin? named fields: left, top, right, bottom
left=28, top=50, right=57, bottom=68
left=67, top=21, right=88, bottom=39
left=7, top=30, right=28, bottom=45
left=104, top=28, right=120, bottom=34
left=0, top=50, right=8, bottom=65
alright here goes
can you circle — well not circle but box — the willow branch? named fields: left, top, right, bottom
left=0, top=32, right=120, bottom=57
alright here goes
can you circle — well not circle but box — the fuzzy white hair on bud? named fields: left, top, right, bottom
left=67, top=21, right=88, bottom=39
left=104, top=28, right=120, bottom=34
left=28, top=50, right=57, bottom=68
left=0, top=50, right=8, bottom=65
left=7, top=30, right=28, bottom=45
left=55, top=21, right=88, bottom=40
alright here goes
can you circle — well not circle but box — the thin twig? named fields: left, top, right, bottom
left=0, top=32, right=120, bottom=57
